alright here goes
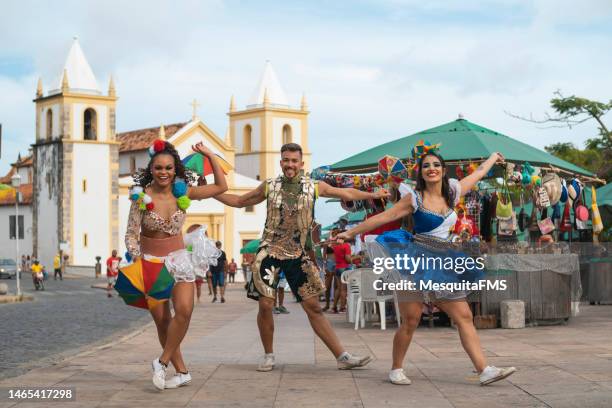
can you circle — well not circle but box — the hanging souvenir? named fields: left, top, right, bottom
left=559, top=201, right=572, bottom=232
left=542, top=173, right=562, bottom=205
left=591, top=186, right=604, bottom=235
left=496, top=172, right=513, bottom=220
left=534, top=186, right=550, bottom=209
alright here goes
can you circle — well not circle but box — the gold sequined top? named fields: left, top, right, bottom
left=260, top=175, right=317, bottom=260
left=125, top=199, right=186, bottom=257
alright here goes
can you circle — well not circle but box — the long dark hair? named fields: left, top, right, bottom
left=133, top=141, right=196, bottom=187
left=415, top=151, right=454, bottom=209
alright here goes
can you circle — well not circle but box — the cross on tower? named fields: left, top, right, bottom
left=190, top=98, right=200, bottom=121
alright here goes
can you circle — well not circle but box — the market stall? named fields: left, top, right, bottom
left=317, top=117, right=609, bottom=326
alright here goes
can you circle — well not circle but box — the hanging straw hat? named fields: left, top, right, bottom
left=542, top=173, right=562, bottom=206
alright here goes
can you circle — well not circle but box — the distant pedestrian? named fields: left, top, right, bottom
left=241, top=260, right=249, bottom=285
left=228, top=258, right=237, bottom=283
left=106, top=250, right=121, bottom=298
left=31, top=260, right=44, bottom=290
left=62, top=255, right=69, bottom=276
left=54, top=253, right=63, bottom=280
left=211, top=241, right=227, bottom=303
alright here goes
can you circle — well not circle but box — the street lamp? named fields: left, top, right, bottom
left=11, top=173, right=21, bottom=297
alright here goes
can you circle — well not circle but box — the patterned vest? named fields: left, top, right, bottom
left=259, top=175, right=318, bottom=259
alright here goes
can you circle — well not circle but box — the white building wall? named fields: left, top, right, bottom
left=233, top=118, right=261, bottom=152
left=72, top=103, right=109, bottom=141
left=231, top=202, right=265, bottom=262
left=71, top=143, right=110, bottom=265
left=0, top=204, right=33, bottom=262
left=271, top=117, right=302, bottom=150
left=35, top=142, right=62, bottom=271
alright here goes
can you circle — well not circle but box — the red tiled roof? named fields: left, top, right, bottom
left=117, top=122, right=187, bottom=153
left=0, top=167, right=16, bottom=184
left=0, top=183, right=33, bottom=206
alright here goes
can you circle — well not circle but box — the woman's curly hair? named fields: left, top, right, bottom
left=133, top=141, right=196, bottom=187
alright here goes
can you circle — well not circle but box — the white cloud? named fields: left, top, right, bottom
left=1, top=0, right=610, bottom=224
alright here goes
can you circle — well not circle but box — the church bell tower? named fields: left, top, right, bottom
left=33, top=37, right=119, bottom=269
left=228, top=61, right=311, bottom=181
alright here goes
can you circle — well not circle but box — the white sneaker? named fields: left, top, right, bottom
left=479, top=366, right=516, bottom=385
left=165, top=372, right=192, bottom=389
left=256, top=354, right=275, bottom=372
left=337, top=353, right=373, bottom=370
left=389, top=368, right=412, bottom=385
left=151, top=358, right=167, bottom=390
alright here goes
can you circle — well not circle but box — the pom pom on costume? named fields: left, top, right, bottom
left=139, top=202, right=146, bottom=211
left=131, top=186, right=143, bottom=195
left=143, top=194, right=153, bottom=204
left=153, top=139, right=166, bottom=152
left=130, top=193, right=140, bottom=201
left=146, top=202, right=155, bottom=211
left=124, top=252, right=132, bottom=263
left=172, top=180, right=188, bottom=198
left=177, top=195, right=191, bottom=210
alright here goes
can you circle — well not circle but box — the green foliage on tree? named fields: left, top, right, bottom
left=509, top=91, right=611, bottom=182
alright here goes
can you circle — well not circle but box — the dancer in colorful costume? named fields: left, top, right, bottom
left=215, top=143, right=388, bottom=372
left=336, top=142, right=517, bottom=386
left=125, top=140, right=227, bottom=390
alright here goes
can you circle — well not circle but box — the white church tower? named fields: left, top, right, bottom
left=228, top=61, right=311, bottom=180
left=33, top=38, right=119, bottom=269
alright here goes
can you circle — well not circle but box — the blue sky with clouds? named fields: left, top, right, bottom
left=1, top=0, right=611, bottom=225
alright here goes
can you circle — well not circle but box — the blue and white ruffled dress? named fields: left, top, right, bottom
left=372, top=179, right=484, bottom=300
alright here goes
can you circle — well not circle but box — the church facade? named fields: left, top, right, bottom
left=0, top=39, right=311, bottom=272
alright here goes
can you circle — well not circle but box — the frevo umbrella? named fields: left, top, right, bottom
left=240, top=239, right=261, bottom=254
left=115, top=258, right=175, bottom=309
left=182, top=153, right=233, bottom=176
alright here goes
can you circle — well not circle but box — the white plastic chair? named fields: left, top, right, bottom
left=341, top=269, right=361, bottom=323
left=354, top=268, right=401, bottom=330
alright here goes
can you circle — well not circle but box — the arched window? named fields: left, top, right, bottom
left=84, top=108, right=97, bottom=140
left=46, top=109, right=53, bottom=140
left=282, top=124, right=292, bottom=145
left=243, top=125, right=252, bottom=153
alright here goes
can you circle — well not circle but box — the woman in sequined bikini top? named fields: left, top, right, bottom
left=125, top=139, right=227, bottom=390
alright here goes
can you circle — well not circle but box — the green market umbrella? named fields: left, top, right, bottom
left=331, top=118, right=594, bottom=177
left=240, top=239, right=260, bottom=254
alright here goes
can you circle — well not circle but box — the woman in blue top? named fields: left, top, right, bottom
left=336, top=146, right=517, bottom=386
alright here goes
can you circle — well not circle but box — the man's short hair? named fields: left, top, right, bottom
left=216, top=241, right=222, bottom=248
left=281, top=143, right=303, bottom=157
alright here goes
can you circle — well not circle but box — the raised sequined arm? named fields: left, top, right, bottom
left=125, top=199, right=143, bottom=258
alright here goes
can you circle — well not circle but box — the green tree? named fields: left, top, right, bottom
left=508, top=91, right=611, bottom=181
